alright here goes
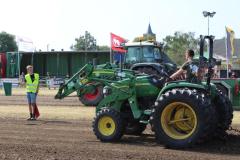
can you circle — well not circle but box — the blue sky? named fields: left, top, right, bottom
left=0, top=0, right=239, bottom=51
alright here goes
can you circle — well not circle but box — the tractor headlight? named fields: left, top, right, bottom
left=103, top=86, right=111, bottom=96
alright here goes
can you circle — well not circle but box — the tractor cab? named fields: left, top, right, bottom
left=124, top=41, right=162, bottom=64
left=123, top=41, right=176, bottom=69
left=121, top=41, right=177, bottom=77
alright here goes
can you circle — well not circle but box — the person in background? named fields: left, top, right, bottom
left=213, top=66, right=220, bottom=79
left=228, top=65, right=232, bottom=78
left=19, top=72, right=25, bottom=87
left=25, top=65, right=39, bottom=120
left=46, top=72, right=51, bottom=90
left=231, top=71, right=237, bottom=78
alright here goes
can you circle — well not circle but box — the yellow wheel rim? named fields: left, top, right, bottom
left=98, top=116, right=116, bottom=136
left=161, top=102, right=197, bottom=140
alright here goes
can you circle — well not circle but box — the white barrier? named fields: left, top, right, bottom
left=0, top=78, right=19, bottom=87
left=46, top=78, right=65, bottom=89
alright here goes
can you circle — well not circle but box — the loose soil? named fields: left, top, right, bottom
left=0, top=90, right=240, bottom=160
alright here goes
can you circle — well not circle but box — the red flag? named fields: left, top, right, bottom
left=34, top=105, right=40, bottom=118
left=110, top=33, right=126, bottom=53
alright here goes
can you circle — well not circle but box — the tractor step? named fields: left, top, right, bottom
left=139, top=109, right=152, bottom=124
left=140, top=120, right=149, bottom=124
left=143, top=109, right=152, bottom=115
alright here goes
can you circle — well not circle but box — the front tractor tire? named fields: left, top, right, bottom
left=79, top=85, right=103, bottom=106
left=93, top=108, right=124, bottom=142
left=151, top=89, right=213, bottom=149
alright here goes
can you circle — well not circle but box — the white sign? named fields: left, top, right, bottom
left=46, top=78, right=65, bottom=89
left=0, top=78, right=19, bottom=87
left=16, top=36, right=35, bottom=52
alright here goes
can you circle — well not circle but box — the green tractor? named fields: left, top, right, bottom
left=57, top=41, right=177, bottom=107
left=78, top=40, right=177, bottom=106
left=92, top=35, right=233, bottom=148
left=56, top=35, right=233, bottom=148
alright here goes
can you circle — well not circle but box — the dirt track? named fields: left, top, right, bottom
left=1, top=94, right=240, bottom=160
left=0, top=94, right=81, bottom=106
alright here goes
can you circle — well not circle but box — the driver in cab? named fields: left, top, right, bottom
left=170, top=49, right=199, bottom=83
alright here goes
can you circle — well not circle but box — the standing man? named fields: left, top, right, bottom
left=25, top=65, right=39, bottom=120
left=170, top=49, right=199, bottom=83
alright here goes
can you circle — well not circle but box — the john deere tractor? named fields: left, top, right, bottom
left=77, top=40, right=177, bottom=106
left=56, top=35, right=233, bottom=148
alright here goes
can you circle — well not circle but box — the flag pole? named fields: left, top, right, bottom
left=17, top=39, right=20, bottom=79
left=225, top=27, right=229, bottom=78
left=110, top=33, right=113, bottom=63
left=110, top=49, right=113, bottom=63
left=31, top=45, right=35, bottom=66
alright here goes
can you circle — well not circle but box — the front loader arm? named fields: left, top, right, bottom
left=55, top=63, right=94, bottom=99
left=55, top=63, right=136, bottom=100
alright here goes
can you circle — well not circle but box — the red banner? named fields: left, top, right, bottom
left=0, top=53, right=6, bottom=78
left=110, top=33, right=126, bottom=53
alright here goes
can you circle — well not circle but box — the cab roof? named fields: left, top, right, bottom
left=124, top=41, right=162, bottom=47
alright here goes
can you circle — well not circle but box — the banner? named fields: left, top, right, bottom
left=110, top=33, right=126, bottom=53
left=225, top=26, right=235, bottom=60
left=16, top=36, right=35, bottom=52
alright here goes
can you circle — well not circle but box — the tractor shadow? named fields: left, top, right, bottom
left=189, top=133, right=240, bottom=155
left=120, top=133, right=240, bottom=155
left=120, top=134, right=158, bottom=147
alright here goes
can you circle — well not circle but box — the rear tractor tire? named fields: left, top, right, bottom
left=93, top=108, right=124, bottom=142
left=151, top=89, right=214, bottom=149
left=213, top=90, right=233, bottom=138
left=79, top=85, right=103, bottom=106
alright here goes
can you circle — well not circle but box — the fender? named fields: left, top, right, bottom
left=157, top=81, right=217, bottom=100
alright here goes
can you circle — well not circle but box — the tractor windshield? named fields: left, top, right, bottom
left=143, top=47, right=154, bottom=62
left=125, top=46, right=161, bottom=63
left=125, top=47, right=141, bottom=63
